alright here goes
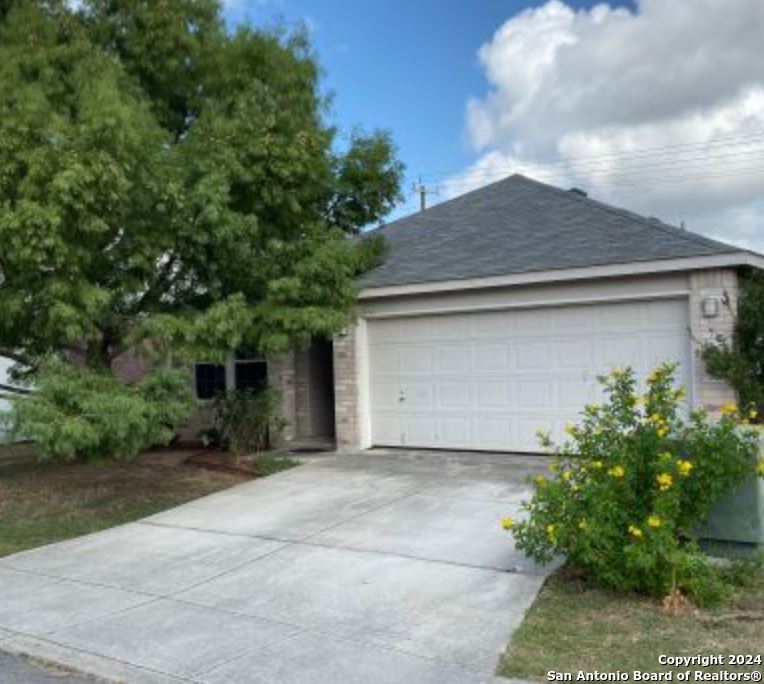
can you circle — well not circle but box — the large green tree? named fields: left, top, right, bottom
left=0, top=0, right=402, bottom=372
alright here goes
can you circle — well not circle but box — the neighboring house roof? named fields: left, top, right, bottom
left=359, top=174, right=752, bottom=291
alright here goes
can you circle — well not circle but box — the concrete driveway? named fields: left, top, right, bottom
left=0, top=449, right=551, bottom=684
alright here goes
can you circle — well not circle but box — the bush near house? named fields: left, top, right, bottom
left=6, top=359, right=195, bottom=463
left=505, top=363, right=763, bottom=607
left=211, top=387, right=287, bottom=458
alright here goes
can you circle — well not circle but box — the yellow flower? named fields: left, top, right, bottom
left=676, top=459, right=693, bottom=477
left=648, top=413, right=662, bottom=424
left=656, top=472, right=674, bottom=491
left=749, top=408, right=758, bottom=420
left=646, top=370, right=658, bottom=383
left=674, top=387, right=687, bottom=401
left=565, top=421, right=577, bottom=436
left=578, top=519, right=589, bottom=531
left=608, top=465, right=625, bottom=478
left=656, top=426, right=669, bottom=438
left=720, top=402, right=738, bottom=416
left=561, top=469, right=573, bottom=481
left=571, top=484, right=580, bottom=492
left=532, top=475, right=547, bottom=487
left=549, top=463, right=559, bottom=473
left=647, top=514, right=662, bottom=528
left=590, top=460, right=604, bottom=470
left=501, top=517, right=515, bottom=531
left=628, top=525, right=643, bottom=539
left=546, top=523, right=556, bottom=540
left=756, top=457, right=764, bottom=477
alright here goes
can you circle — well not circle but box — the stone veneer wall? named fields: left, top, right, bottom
left=688, top=268, right=739, bottom=416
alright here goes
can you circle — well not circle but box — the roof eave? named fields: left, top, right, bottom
left=358, top=251, right=764, bottom=300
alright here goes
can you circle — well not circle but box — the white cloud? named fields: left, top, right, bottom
left=446, top=0, right=764, bottom=252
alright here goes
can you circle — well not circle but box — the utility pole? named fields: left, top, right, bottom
left=413, top=178, right=436, bottom=212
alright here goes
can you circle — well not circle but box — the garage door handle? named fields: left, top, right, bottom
left=398, top=389, right=407, bottom=403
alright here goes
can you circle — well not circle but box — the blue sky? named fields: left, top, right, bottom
left=223, top=1, right=764, bottom=252
left=225, top=1, right=633, bottom=211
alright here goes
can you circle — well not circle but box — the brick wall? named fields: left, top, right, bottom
left=268, top=351, right=297, bottom=445
left=332, top=326, right=359, bottom=451
left=689, top=268, right=739, bottom=416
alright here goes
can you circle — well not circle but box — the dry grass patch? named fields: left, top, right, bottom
left=0, top=444, right=249, bottom=557
left=499, top=567, right=764, bottom=681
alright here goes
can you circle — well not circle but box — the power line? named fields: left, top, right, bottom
left=431, top=153, right=764, bottom=187
left=414, top=130, right=764, bottom=182
left=416, top=144, right=764, bottom=188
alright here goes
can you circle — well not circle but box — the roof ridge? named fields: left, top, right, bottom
left=511, top=174, right=735, bottom=253
left=366, top=174, right=524, bottom=235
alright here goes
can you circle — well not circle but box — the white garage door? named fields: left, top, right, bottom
left=368, top=298, right=691, bottom=452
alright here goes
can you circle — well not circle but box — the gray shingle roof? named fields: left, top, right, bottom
left=359, top=174, right=739, bottom=289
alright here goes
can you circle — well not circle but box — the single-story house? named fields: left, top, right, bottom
left=203, top=172, right=760, bottom=454
left=25, top=172, right=763, bottom=454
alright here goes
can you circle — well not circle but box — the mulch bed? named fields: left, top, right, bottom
left=184, top=449, right=255, bottom=476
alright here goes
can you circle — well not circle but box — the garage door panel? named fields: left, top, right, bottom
left=645, top=334, right=689, bottom=375
left=515, top=341, right=552, bottom=370
left=473, top=311, right=514, bottom=337
left=476, top=382, right=510, bottom=408
left=556, top=338, right=593, bottom=369
left=370, top=348, right=398, bottom=374
left=558, top=377, right=595, bottom=410
left=404, top=415, right=437, bottom=443
left=440, top=417, right=472, bottom=445
left=555, top=306, right=596, bottom=331
left=372, top=415, right=401, bottom=444
left=439, top=382, right=471, bottom=408
left=431, top=315, right=472, bottom=340
left=400, top=347, right=433, bottom=373
left=405, top=383, right=433, bottom=408
left=512, top=309, right=554, bottom=332
left=475, top=344, right=508, bottom=371
left=647, top=299, right=687, bottom=326
left=368, top=298, right=690, bottom=452
left=437, top=346, right=471, bottom=373
left=599, top=301, right=643, bottom=329
left=369, top=319, right=402, bottom=344
left=371, top=382, right=400, bottom=410
left=514, top=380, right=549, bottom=409
left=599, top=336, right=642, bottom=368
left=475, top=417, right=512, bottom=447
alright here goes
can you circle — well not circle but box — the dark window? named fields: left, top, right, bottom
left=195, top=363, right=226, bottom=400
left=234, top=360, right=268, bottom=392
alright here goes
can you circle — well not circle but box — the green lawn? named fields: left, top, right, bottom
left=0, top=444, right=296, bottom=558
left=499, top=568, right=764, bottom=681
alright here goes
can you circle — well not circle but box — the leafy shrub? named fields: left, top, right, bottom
left=212, top=387, right=286, bottom=457
left=9, top=359, right=195, bottom=462
left=505, top=363, right=762, bottom=606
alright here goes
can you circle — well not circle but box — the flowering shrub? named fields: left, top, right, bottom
left=505, top=363, right=762, bottom=605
